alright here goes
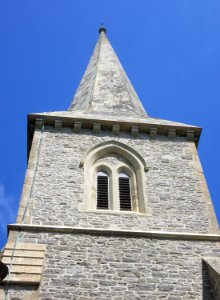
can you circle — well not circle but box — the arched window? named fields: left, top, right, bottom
left=118, top=173, right=132, bottom=211
left=81, top=140, right=151, bottom=214
left=97, top=171, right=109, bottom=209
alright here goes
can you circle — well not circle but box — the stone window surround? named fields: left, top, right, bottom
left=80, top=140, right=151, bottom=214
left=94, top=162, right=137, bottom=211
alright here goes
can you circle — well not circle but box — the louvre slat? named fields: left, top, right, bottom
left=119, top=177, right=132, bottom=210
left=97, top=175, right=109, bottom=209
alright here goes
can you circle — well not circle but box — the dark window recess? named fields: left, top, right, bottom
left=119, top=177, right=132, bottom=210
left=97, top=175, right=109, bottom=209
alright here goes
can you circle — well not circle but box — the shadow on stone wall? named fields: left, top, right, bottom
left=202, top=261, right=215, bottom=300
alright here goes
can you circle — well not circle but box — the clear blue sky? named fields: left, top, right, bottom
left=0, top=0, right=220, bottom=248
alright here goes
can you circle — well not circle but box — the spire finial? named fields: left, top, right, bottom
left=99, top=22, right=107, bottom=34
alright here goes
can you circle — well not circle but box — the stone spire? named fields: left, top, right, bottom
left=68, top=27, right=147, bottom=117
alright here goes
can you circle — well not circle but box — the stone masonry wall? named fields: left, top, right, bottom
left=22, top=126, right=217, bottom=233
left=3, top=231, right=220, bottom=299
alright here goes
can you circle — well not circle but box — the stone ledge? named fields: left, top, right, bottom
left=8, top=224, right=220, bottom=241
left=2, top=257, right=43, bottom=266
left=0, top=274, right=41, bottom=285
left=79, top=209, right=151, bottom=217
left=5, top=243, right=46, bottom=251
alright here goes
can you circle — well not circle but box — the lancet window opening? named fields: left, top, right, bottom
left=97, top=171, right=109, bottom=209
left=118, top=172, right=132, bottom=211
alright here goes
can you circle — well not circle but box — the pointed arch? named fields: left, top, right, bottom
left=81, top=140, right=149, bottom=213
left=80, top=140, right=148, bottom=172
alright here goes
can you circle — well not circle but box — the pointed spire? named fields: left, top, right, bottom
left=68, top=28, right=147, bottom=117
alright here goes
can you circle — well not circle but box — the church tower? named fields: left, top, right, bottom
left=1, top=28, right=220, bottom=299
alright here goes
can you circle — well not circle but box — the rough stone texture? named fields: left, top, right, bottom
left=2, top=231, right=218, bottom=299
left=1, top=29, right=219, bottom=300
left=97, top=153, right=130, bottom=167
left=21, top=127, right=217, bottom=234
left=68, top=32, right=147, bottom=117
left=0, top=285, right=38, bottom=300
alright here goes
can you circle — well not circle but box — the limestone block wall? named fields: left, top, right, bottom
left=18, top=126, right=217, bottom=233
left=2, top=231, right=219, bottom=299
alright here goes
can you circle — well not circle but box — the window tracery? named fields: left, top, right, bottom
left=81, top=140, right=150, bottom=214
